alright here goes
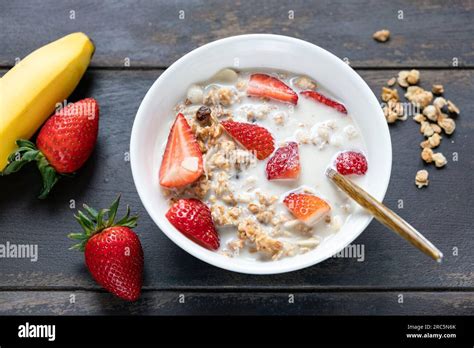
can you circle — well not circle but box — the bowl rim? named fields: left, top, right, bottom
left=130, top=34, right=392, bottom=275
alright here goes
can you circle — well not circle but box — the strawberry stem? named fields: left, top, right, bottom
left=36, top=153, right=60, bottom=199
left=68, top=195, right=138, bottom=252
left=3, top=139, right=61, bottom=199
left=2, top=140, right=40, bottom=174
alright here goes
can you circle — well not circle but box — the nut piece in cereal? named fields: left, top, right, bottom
left=213, top=68, right=238, bottom=84
left=186, top=85, right=204, bottom=104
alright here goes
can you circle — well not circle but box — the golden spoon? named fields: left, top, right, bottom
left=326, top=168, right=443, bottom=262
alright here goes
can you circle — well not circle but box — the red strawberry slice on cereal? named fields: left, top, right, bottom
left=159, top=113, right=203, bottom=188
left=301, top=90, right=347, bottom=114
left=266, top=142, right=300, bottom=180
left=166, top=198, right=220, bottom=250
left=334, top=151, right=368, bottom=175
left=221, top=120, right=275, bottom=160
left=247, top=73, right=298, bottom=105
left=283, top=193, right=331, bottom=226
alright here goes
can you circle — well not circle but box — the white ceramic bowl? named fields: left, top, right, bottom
left=130, top=34, right=392, bottom=274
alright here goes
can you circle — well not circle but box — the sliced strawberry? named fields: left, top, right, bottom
left=247, top=73, right=298, bottom=105
left=221, top=120, right=275, bottom=160
left=283, top=193, right=331, bottom=225
left=335, top=151, right=368, bottom=175
left=266, top=142, right=300, bottom=180
left=159, top=113, right=203, bottom=188
left=301, top=90, right=347, bottom=114
left=166, top=198, right=220, bottom=250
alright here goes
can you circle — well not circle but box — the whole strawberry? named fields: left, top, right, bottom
left=68, top=195, right=143, bottom=302
left=3, top=98, right=99, bottom=198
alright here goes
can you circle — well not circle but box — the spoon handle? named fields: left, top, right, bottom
left=326, top=168, right=443, bottom=262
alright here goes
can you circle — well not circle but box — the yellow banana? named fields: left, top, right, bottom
left=0, top=32, right=94, bottom=171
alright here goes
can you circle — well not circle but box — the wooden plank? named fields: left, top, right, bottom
left=0, top=69, right=472, bottom=290
left=1, top=0, right=473, bottom=68
left=0, top=290, right=472, bottom=315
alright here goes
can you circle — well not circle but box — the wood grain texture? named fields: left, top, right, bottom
left=1, top=0, right=473, bottom=68
left=0, top=290, right=472, bottom=315
left=0, top=69, right=472, bottom=290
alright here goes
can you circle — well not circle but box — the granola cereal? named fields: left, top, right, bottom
left=413, top=113, right=426, bottom=123
left=420, top=121, right=435, bottom=137
left=432, top=84, right=444, bottom=95
left=405, top=86, right=433, bottom=109
left=406, top=69, right=420, bottom=85
left=432, top=152, right=447, bottom=168
left=237, top=218, right=283, bottom=257
left=158, top=68, right=369, bottom=261
left=447, top=100, right=460, bottom=115
left=438, top=117, right=456, bottom=135
left=373, top=29, right=390, bottom=42
left=415, top=170, right=429, bottom=188
left=421, top=147, right=433, bottom=163
left=383, top=69, right=459, bottom=188
left=422, top=105, right=438, bottom=122
left=433, top=97, right=447, bottom=110
left=397, top=71, right=410, bottom=88
left=381, top=87, right=399, bottom=102
left=420, top=133, right=441, bottom=149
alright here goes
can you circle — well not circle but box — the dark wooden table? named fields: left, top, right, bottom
left=0, top=0, right=473, bottom=315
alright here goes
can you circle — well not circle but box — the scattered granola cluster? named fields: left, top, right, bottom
left=373, top=29, right=390, bottom=43
left=415, top=169, right=429, bottom=188
left=380, top=70, right=460, bottom=188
